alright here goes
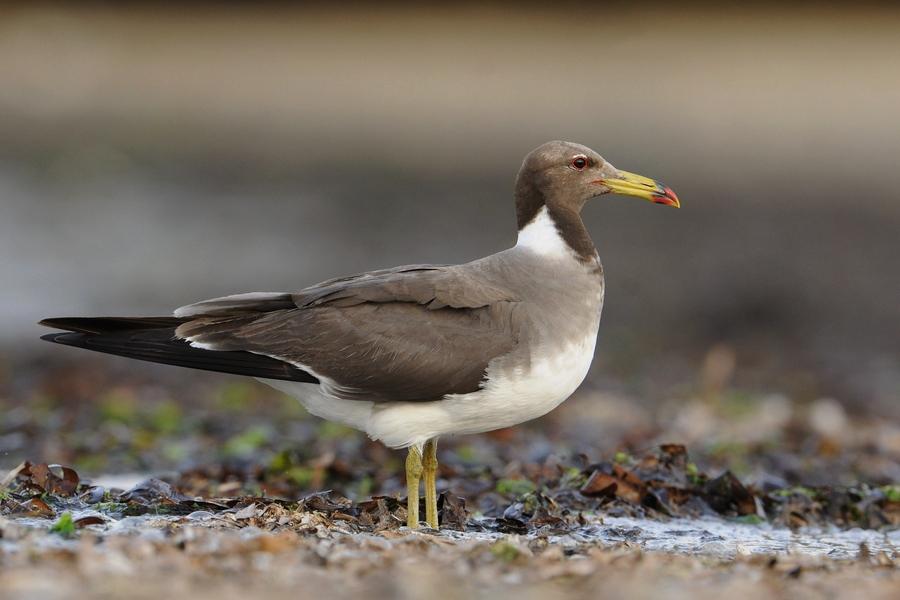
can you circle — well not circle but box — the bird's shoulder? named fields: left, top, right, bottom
left=293, top=260, right=519, bottom=310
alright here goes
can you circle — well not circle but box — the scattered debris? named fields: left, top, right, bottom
left=0, top=359, right=898, bottom=598
left=3, top=444, right=897, bottom=535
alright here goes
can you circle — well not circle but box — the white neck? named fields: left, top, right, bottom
left=515, top=207, right=572, bottom=258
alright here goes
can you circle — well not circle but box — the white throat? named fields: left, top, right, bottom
left=515, top=207, right=572, bottom=258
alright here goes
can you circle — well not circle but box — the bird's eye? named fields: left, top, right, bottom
left=571, top=156, right=588, bottom=170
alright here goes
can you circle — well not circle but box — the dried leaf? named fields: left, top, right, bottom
left=119, top=478, right=188, bottom=505
left=438, top=491, right=468, bottom=531
left=19, top=497, right=55, bottom=518
left=52, top=464, right=80, bottom=496
left=703, top=471, right=756, bottom=516
left=496, top=517, right=528, bottom=534
left=581, top=467, right=644, bottom=503
left=74, top=514, right=107, bottom=528
left=234, top=503, right=259, bottom=520
left=0, top=461, right=26, bottom=490
left=580, top=472, right=620, bottom=498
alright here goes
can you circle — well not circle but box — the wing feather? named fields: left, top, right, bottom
left=177, top=263, right=520, bottom=401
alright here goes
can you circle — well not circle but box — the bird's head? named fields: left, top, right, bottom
left=515, top=140, right=679, bottom=227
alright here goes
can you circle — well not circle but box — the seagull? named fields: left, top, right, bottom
left=39, top=141, right=680, bottom=529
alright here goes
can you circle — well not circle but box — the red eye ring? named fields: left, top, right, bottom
left=571, top=156, right=588, bottom=170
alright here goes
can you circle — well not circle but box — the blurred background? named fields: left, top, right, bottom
left=1, top=3, right=898, bottom=485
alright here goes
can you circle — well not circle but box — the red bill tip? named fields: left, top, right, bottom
left=653, top=186, right=680, bottom=207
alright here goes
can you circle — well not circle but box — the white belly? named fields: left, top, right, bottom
left=258, top=328, right=598, bottom=449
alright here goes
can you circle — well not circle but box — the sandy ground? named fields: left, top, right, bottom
left=2, top=510, right=899, bottom=600
left=2, top=357, right=898, bottom=599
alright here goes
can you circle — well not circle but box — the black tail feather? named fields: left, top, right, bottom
left=39, top=317, right=317, bottom=383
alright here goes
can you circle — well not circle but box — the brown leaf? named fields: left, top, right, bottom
left=703, top=471, right=756, bottom=516
left=357, top=496, right=401, bottom=530
left=301, top=491, right=351, bottom=513
left=53, top=465, right=80, bottom=496
left=634, top=444, right=689, bottom=488
left=19, top=463, right=81, bottom=497
left=580, top=472, right=619, bottom=498
left=581, top=466, right=645, bottom=504
left=18, top=497, right=55, bottom=518
left=29, top=463, right=53, bottom=492
left=49, top=465, right=81, bottom=496
left=438, top=491, right=468, bottom=531
left=331, top=511, right=357, bottom=522
left=74, top=515, right=107, bottom=528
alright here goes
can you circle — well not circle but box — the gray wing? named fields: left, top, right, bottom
left=174, top=264, right=520, bottom=402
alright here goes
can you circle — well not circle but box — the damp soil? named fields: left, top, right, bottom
left=1, top=355, right=898, bottom=598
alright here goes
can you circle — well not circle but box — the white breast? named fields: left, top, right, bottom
left=362, top=325, right=600, bottom=448
left=441, top=330, right=599, bottom=432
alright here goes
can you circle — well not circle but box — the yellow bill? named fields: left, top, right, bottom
left=595, top=169, right=681, bottom=207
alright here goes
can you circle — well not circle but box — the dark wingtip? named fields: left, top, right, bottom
left=37, top=316, right=184, bottom=335
left=38, top=317, right=94, bottom=334
left=39, top=317, right=89, bottom=330
left=40, top=332, right=77, bottom=344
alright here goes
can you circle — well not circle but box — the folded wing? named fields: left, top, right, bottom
left=175, top=264, right=519, bottom=401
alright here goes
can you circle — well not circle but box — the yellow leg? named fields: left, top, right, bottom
left=423, top=439, right=439, bottom=529
left=406, top=445, right=423, bottom=528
